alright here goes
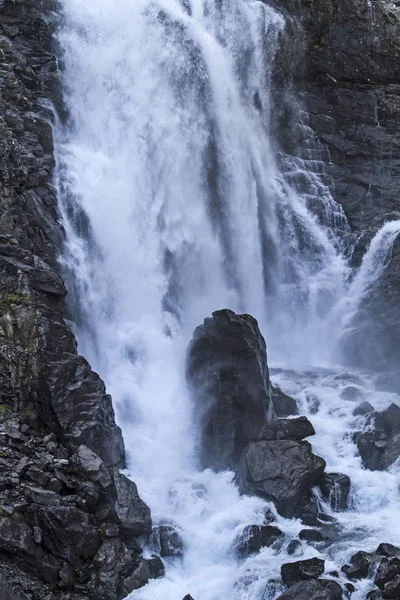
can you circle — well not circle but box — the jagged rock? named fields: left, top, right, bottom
left=276, top=579, right=343, bottom=600
left=353, top=401, right=375, bottom=417
left=70, top=445, right=112, bottom=489
left=281, top=557, right=325, bottom=586
left=236, top=525, right=283, bottom=557
left=272, top=386, right=298, bottom=417
left=258, top=416, right=315, bottom=441
left=341, top=550, right=378, bottom=580
left=356, top=403, right=400, bottom=470
left=112, top=470, right=152, bottom=536
left=375, top=558, right=400, bottom=590
left=186, top=309, right=274, bottom=470
left=182, top=595, right=195, bottom=600
left=152, top=525, right=184, bottom=557
left=319, top=472, right=351, bottom=511
left=377, top=544, right=400, bottom=558
left=236, top=439, right=325, bottom=519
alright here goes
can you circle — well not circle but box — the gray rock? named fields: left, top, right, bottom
left=276, top=579, right=343, bottom=600
left=272, top=386, right=298, bottom=418
left=186, top=309, right=274, bottom=470
left=356, top=403, right=400, bottom=470
left=236, top=439, right=326, bottom=518
left=152, top=525, right=184, bottom=557
left=353, top=401, right=375, bottom=417
left=258, top=416, right=315, bottom=441
left=112, top=470, right=152, bottom=536
left=281, top=557, right=325, bottom=586
left=319, top=472, right=351, bottom=511
left=236, top=525, right=283, bottom=557
left=70, top=445, right=112, bottom=489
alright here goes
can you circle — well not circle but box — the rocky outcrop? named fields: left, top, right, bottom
left=186, top=309, right=274, bottom=470
left=272, top=0, right=400, bottom=375
left=0, top=1, right=152, bottom=598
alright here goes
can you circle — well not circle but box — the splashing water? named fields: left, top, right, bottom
left=54, top=0, right=400, bottom=598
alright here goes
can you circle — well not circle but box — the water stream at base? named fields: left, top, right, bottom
left=55, top=0, right=400, bottom=598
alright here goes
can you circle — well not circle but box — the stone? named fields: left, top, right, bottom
left=25, top=486, right=60, bottom=506
left=236, top=439, right=326, bottom=518
left=70, top=445, right=112, bottom=489
left=356, top=404, right=400, bottom=470
left=353, top=402, right=375, bottom=417
left=377, top=544, right=400, bottom=558
left=287, top=539, right=302, bottom=555
left=275, top=579, right=343, bottom=600
left=281, top=558, right=325, bottom=586
left=319, top=472, right=351, bottom=511
left=298, top=529, right=324, bottom=543
left=382, top=575, right=400, bottom=599
left=182, top=596, right=195, bottom=600
left=341, top=551, right=378, bottom=580
left=152, top=525, right=184, bottom=557
left=258, top=416, right=315, bottom=441
left=186, top=309, right=274, bottom=470
left=340, top=386, right=364, bottom=402
left=272, top=386, right=298, bottom=418
left=112, top=470, right=152, bottom=536
left=236, top=525, right=283, bottom=557
left=375, top=558, right=400, bottom=590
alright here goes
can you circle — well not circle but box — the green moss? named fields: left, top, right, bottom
left=0, top=292, right=32, bottom=307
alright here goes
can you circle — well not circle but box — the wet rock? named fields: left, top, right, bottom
left=112, top=470, right=152, bottom=536
left=367, top=592, right=383, bottom=600
left=236, top=525, right=283, bottom=557
left=70, top=445, right=112, bottom=489
left=258, top=416, right=315, bottom=442
left=382, top=575, right=400, bottom=599
left=353, top=401, right=375, bottom=417
left=341, top=550, right=378, bottom=580
left=306, top=394, right=320, bottom=415
left=147, top=555, right=165, bottom=579
left=356, top=403, right=400, bottom=470
left=281, top=558, right=325, bottom=586
left=152, top=525, right=184, bottom=557
left=298, top=529, right=324, bottom=543
left=272, top=386, right=298, bottom=418
left=236, top=439, right=326, bottom=519
left=375, top=557, right=400, bottom=590
left=377, top=543, right=400, bottom=558
left=276, top=579, right=342, bottom=600
left=287, top=539, right=302, bottom=555
left=319, top=472, right=351, bottom=511
left=340, top=386, right=364, bottom=402
left=182, top=595, right=195, bottom=600
left=186, top=309, right=274, bottom=470
left=263, top=507, right=275, bottom=524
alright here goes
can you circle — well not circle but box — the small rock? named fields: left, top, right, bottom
left=377, top=543, right=400, bottom=558
left=319, top=473, right=350, bottom=511
left=33, top=526, right=42, bottom=544
left=152, top=525, right=184, bottom=557
left=299, top=529, right=324, bottom=543
left=281, top=557, right=325, bottom=586
left=101, top=522, right=119, bottom=538
left=263, top=508, right=275, bottom=524
left=147, top=555, right=165, bottom=579
left=182, top=596, right=195, bottom=600
left=25, top=486, right=60, bottom=506
left=287, top=539, right=302, bottom=555
left=43, top=433, right=57, bottom=444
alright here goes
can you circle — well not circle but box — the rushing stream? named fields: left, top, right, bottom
left=55, top=0, right=400, bottom=598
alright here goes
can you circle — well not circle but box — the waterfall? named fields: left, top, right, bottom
left=55, top=0, right=400, bottom=599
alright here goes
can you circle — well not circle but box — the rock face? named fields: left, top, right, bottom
left=356, top=403, right=400, bottom=470
left=186, top=309, right=274, bottom=470
left=271, top=0, right=400, bottom=376
left=0, top=1, right=152, bottom=598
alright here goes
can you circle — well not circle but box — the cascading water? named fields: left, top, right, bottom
left=55, top=0, right=400, bottom=598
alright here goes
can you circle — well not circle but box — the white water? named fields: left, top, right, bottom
left=55, top=0, right=400, bottom=598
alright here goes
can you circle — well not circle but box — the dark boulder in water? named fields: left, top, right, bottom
left=236, top=524, right=283, bottom=557
left=276, top=579, right=342, bottom=600
left=356, top=403, right=400, bottom=470
left=236, top=439, right=325, bottom=519
left=151, top=525, right=184, bottom=557
left=281, top=557, right=325, bottom=586
left=341, top=550, right=378, bottom=580
left=353, top=401, right=375, bottom=417
left=319, top=472, right=351, bottom=511
left=186, top=309, right=274, bottom=470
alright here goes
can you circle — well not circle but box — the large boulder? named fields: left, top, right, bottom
left=235, top=439, right=326, bottom=518
left=281, top=557, right=325, bottom=586
left=186, top=309, right=274, bottom=470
